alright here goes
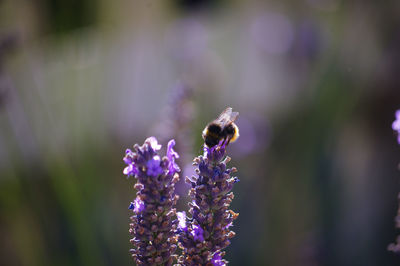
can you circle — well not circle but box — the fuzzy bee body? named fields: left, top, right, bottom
left=202, top=107, right=239, bottom=148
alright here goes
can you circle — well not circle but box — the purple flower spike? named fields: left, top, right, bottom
left=178, top=138, right=239, bottom=265
left=123, top=137, right=180, bottom=265
left=393, top=110, right=400, bottom=144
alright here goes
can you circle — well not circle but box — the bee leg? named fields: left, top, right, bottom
left=220, top=137, right=230, bottom=148
left=225, top=136, right=232, bottom=146
left=222, top=136, right=228, bottom=147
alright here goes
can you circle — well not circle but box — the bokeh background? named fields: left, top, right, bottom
left=1, top=0, right=400, bottom=265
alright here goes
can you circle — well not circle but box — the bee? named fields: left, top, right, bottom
left=202, top=107, right=240, bottom=148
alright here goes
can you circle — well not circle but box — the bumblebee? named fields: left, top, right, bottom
left=202, top=107, right=239, bottom=148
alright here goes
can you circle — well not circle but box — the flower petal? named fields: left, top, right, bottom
left=177, top=211, right=187, bottom=231
left=191, top=224, right=204, bottom=242
left=146, top=136, right=162, bottom=151
left=146, top=156, right=163, bottom=177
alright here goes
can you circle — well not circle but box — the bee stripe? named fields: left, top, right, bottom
left=230, top=124, right=239, bottom=143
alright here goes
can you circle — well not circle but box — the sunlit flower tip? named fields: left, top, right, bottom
left=146, top=136, right=162, bottom=151
left=211, top=252, right=225, bottom=266
left=177, top=211, right=187, bottom=231
left=132, top=198, right=145, bottom=213
left=191, top=224, right=204, bottom=242
left=146, top=156, right=163, bottom=177
left=167, top=139, right=180, bottom=159
left=167, top=139, right=180, bottom=174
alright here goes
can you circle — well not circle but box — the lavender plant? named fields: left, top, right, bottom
left=123, top=137, right=180, bottom=265
left=389, top=110, right=400, bottom=253
left=177, top=141, right=239, bottom=265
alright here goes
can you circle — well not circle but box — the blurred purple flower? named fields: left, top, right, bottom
left=293, top=21, right=321, bottom=61
left=392, top=110, right=400, bottom=144
left=251, top=12, right=294, bottom=55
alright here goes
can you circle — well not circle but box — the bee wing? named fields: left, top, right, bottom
left=217, top=107, right=232, bottom=119
left=229, top=111, right=239, bottom=122
left=217, top=107, right=239, bottom=125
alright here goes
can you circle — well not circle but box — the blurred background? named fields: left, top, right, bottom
left=1, top=0, right=400, bottom=265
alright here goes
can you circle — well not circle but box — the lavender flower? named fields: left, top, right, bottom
left=178, top=141, right=239, bottom=265
left=123, top=137, right=180, bottom=265
left=389, top=109, right=400, bottom=253
left=151, top=82, right=195, bottom=200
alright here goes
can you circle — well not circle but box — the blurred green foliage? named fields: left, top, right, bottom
left=43, top=0, right=98, bottom=34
